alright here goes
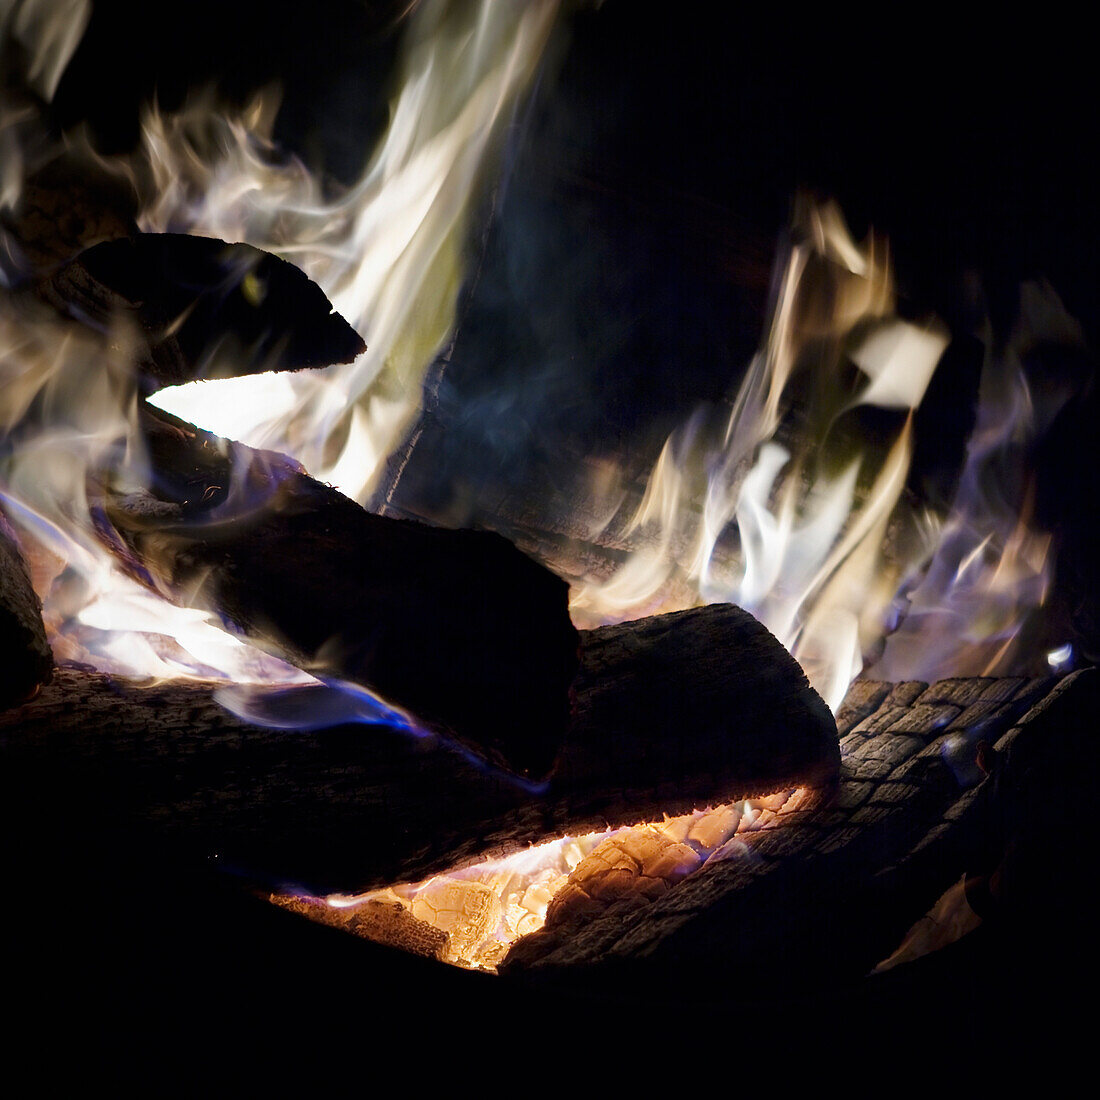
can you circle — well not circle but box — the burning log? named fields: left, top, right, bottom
left=0, top=510, right=52, bottom=708
left=0, top=153, right=140, bottom=279
left=10, top=229, right=572, bottom=774
left=0, top=603, right=838, bottom=896
left=96, top=405, right=581, bottom=779
left=34, top=233, right=367, bottom=392
left=498, top=670, right=1084, bottom=989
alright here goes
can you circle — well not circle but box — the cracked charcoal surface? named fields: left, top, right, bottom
left=498, top=672, right=1084, bottom=988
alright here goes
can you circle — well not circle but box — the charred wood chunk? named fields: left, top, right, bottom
left=35, top=233, right=366, bottom=393
left=558, top=602, right=838, bottom=803
left=98, top=406, right=579, bottom=779
left=0, top=510, right=52, bottom=709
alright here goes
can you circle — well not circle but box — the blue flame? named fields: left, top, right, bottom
left=212, top=677, right=551, bottom=794
left=213, top=676, right=422, bottom=734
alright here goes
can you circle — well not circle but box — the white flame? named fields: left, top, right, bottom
left=0, top=3, right=1070, bottom=707
left=1, top=0, right=90, bottom=102
left=0, top=297, right=312, bottom=680
left=569, top=197, right=1070, bottom=709
left=0, top=0, right=560, bottom=681
left=146, top=0, right=560, bottom=503
left=571, top=200, right=951, bottom=711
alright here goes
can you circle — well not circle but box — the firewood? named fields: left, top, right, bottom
left=0, top=602, right=838, bottom=896
left=94, top=404, right=580, bottom=779
left=14, top=230, right=572, bottom=775
left=274, top=895, right=450, bottom=962
left=0, top=509, right=52, bottom=709
left=500, top=671, right=1080, bottom=992
left=34, top=233, right=367, bottom=393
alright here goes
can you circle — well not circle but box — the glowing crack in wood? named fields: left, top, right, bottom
left=272, top=788, right=807, bottom=971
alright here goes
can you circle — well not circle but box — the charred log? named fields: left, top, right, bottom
left=0, top=603, right=838, bottom=896
left=0, top=510, right=52, bottom=709
left=34, top=233, right=366, bottom=393
left=96, top=405, right=580, bottom=779
left=501, top=671, right=1079, bottom=993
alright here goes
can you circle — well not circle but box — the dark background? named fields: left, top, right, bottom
left=8, top=0, right=1097, bottom=1075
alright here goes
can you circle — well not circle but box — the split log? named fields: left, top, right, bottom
left=0, top=510, right=52, bottom=708
left=0, top=603, right=838, bottom=896
left=96, top=405, right=580, bottom=779
left=34, top=233, right=366, bottom=393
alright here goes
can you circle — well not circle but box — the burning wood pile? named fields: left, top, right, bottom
left=1, top=1, right=1097, bottom=1047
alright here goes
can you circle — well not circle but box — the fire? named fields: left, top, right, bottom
left=567, top=199, right=1076, bottom=712
left=1, top=0, right=559, bottom=681
left=0, top=0, right=1085, bottom=976
left=0, top=288, right=307, bottom=680
left=1, top=2, right=1069, bottom=701
left=142, top=0, right=561, bottom=503
left=276, top=787, right=807, bottom=972
left=568, top=199, right=950, bottom=711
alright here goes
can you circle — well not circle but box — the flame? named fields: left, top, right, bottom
left=0, top=0, right=560, bottom=681
left=1, top=2, right=1082, bottom=983
left=144, top=0, right=560, bottom=503
left=869, top=282, right=1077, bottom=682
left=0, top=2, right=1073, bottom=713
left=1, top=0, right=90, bottom=103
left=0, top=297, right=312, bottom=680
left=568, top=200, right=1073, bottom=711
left=571, top=200, right=951, bottom=711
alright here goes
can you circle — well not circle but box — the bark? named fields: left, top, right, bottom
left=0, top=602, right=838, bottom=896
left=14, top=230, right=576, bottom=776
left=500, top=671, right=1082, bottom=996
left=0, top=150, right=139, bottom=279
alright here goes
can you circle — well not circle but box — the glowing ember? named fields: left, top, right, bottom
left=274, top=788, right=807, bottom=972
